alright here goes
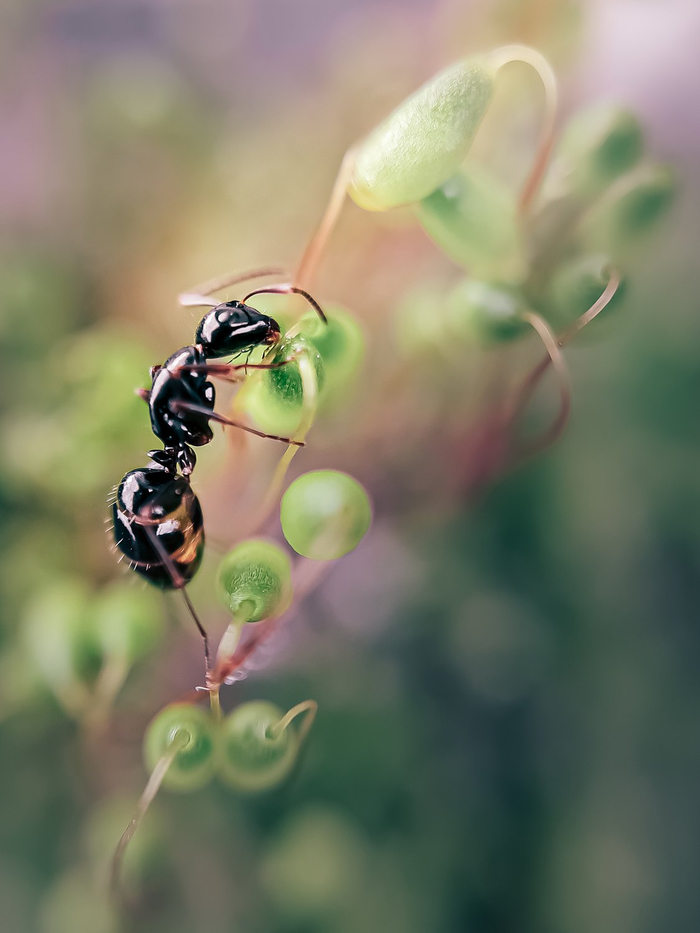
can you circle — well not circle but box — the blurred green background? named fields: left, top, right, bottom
left=0, top=0, right=698, bottom=930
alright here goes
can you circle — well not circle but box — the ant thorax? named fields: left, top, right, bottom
left=149, top=346, right=215, bottom=449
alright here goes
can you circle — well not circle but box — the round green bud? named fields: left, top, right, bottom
left=25, top=579, right=103, bottom=693
left=243, top=334, right=324, bottom=437
left=446, top=279, right=528, bottom=345
left=92, top=583, right=164, bottom=663
left=217, top=700, right=300, bottom=792
left=143, top=703, right=216, bottom=792
left=297, top=305, right=365, bottom=404
left=582, top=162, right=676, bottom=254
left=280, top=470, right=372, bottom=561
left=415, top=165, right=525, bottom=281
left=217, top=539, right=292, bottom=622
left=547, top=253, right=626, bottom=331
left=558, top=104, right=644, bottom=197
left=349, top=56, right=495, bottom=211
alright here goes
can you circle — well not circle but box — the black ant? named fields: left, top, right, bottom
left=110, top=267, right=326, bottom=672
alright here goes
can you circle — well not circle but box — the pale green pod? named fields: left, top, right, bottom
left=446, top=279, right=528, bottom=346
left=581, top=162, right=676, bottom=255
left=243, top=334, right=324, bottom=437
left=557, top=103, right=644, bottom=198
left=297, top=304, right=365, bottom=406
left=217, top=539, right=293, bottom=622
left=415, top=165, right=525, bottom=281
left=349, top=57, right=496, bottom=211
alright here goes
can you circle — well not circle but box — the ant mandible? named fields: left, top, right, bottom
left=111, top=267, right=326, bottom=673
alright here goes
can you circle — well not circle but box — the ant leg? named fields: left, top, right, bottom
left=169, top=399, right=305, bottom=447
left=171, top=359, right=296, bottom=384
left=242, top=284, right=327, bottom=324
left=178, top=266, right=287, bottom=308
left=138, top=519, right=211, bottom=672
left=180, top=588, right=211, bottom=674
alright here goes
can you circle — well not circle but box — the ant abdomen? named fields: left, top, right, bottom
left=112, top=465, right=205, bottom=589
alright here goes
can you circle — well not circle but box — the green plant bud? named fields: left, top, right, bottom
left=25, top=579, right=103, bottom=693
left=280, top=470, right=372, bottom=561
left=217, top=700, right=300, bottom=791
left=297, top=304, right=365, bottom=404
left=349, top=57, right=495, bottom=211
left=217, top=539, right=292, bottom=622
left=92, top=583, right=164, bottom=663
left=143, top=703, right=216, bottom=792
left=446, top=279, right=528, bottom=345
left=243, top=334, right=324, bottom=436
left=582, top=163, right=676, bottom=254
left=547, top=253, right=626, bottom=330
left=558, top=104, right=644, bottom=197
left=415, top=165, right=525, bottom=280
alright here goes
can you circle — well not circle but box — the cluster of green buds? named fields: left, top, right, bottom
left=141, top=466, right=371, bottom=799
left=112, top=470, right=372, bottom=898
left=111, top=43, right=675, bottom=903
left=341, top=46, right=674, bottom=416
left=142, top=697, right=314, bottom=793
left=23, top=580, right=164, bottom=724
left=211, top=470, right=371, bottom=687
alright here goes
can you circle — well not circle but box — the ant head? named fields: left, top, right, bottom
left=196, top=301, right=281, bottom=358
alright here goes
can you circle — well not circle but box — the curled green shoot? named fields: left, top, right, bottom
left=487, top=44, right=558, bottom=213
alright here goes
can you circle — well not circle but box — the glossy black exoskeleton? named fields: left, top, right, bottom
left=195, top=300, right=280, bottom=357
left=112, top=451, right=205, bottom=590
left=111, top=268, right=325, bottom=672
left=148, top=346, right=216, bottom=450
left=142, top=303, right=296, bottom=462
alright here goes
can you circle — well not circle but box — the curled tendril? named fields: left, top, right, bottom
left=508, top=267, right=621, bottom=459
left=487, top=45, right=558, bottom=213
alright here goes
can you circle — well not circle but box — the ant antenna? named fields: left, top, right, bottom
left=178, top=266, right=287, bottom=308
left=242, top=283, right=327, bottom=324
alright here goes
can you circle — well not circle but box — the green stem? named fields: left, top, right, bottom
left=268, top=699, right=318, bottom=745
left=111, top=732, right=187, bottom=907
left=249, top=349, right=319, bottom=534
